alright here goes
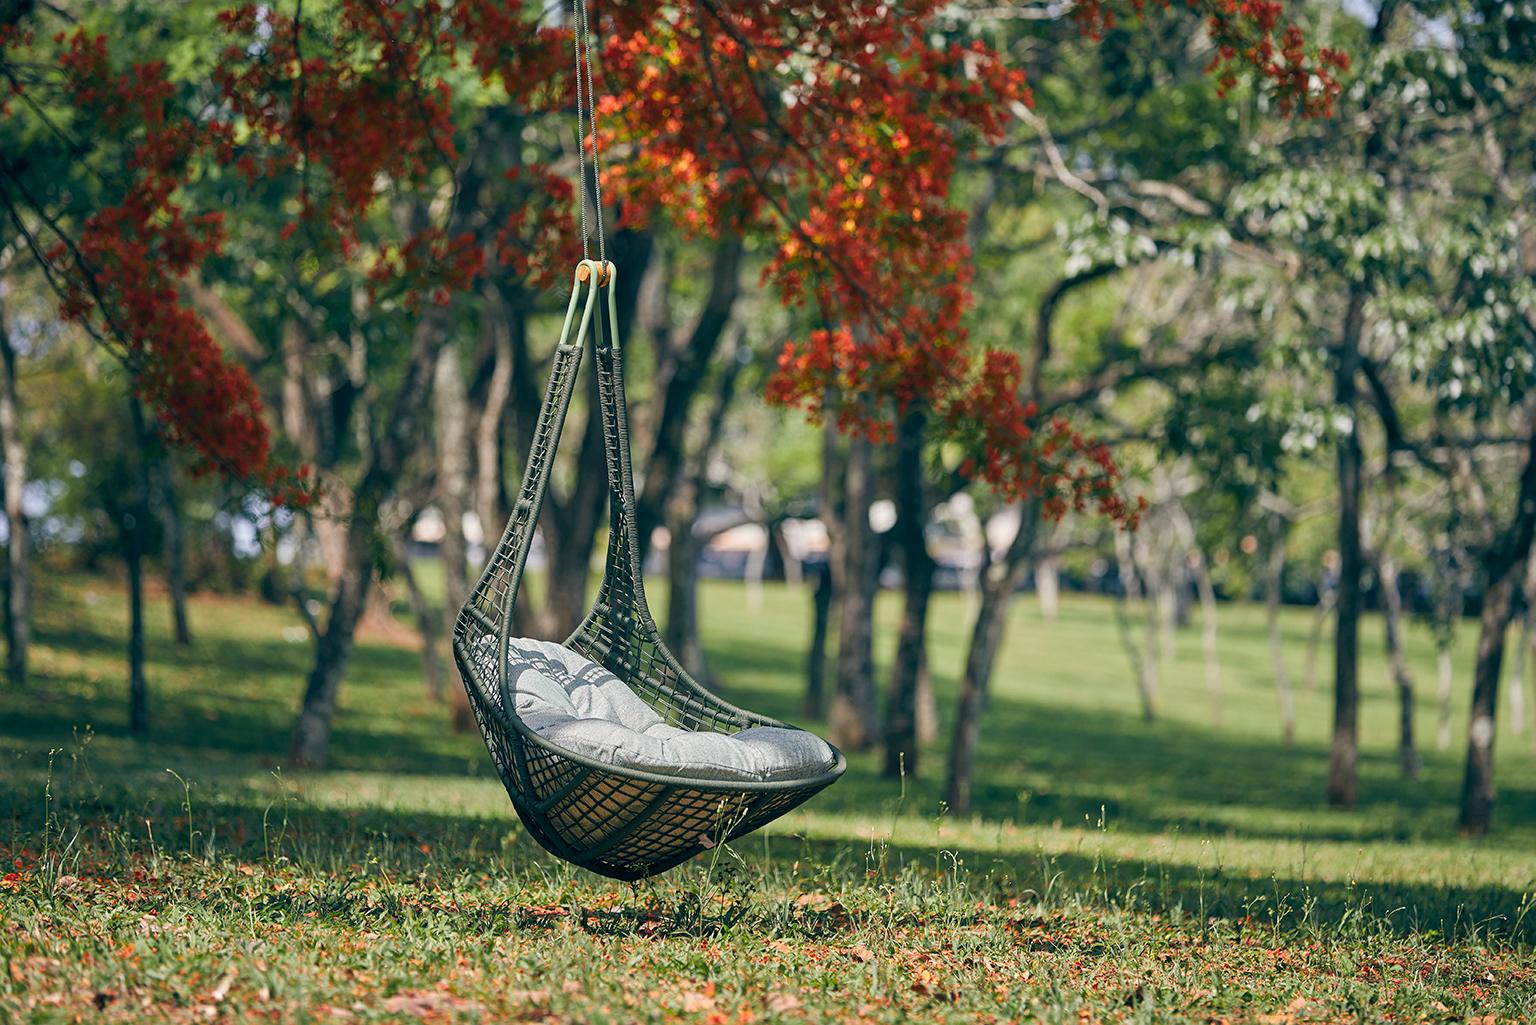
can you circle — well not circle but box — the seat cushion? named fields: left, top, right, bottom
left=501, top=638, right=837, bottom=783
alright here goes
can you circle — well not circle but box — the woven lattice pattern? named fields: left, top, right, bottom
left=452, top=262, right=843, bottom=881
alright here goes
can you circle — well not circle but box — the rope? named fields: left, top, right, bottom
left=572, top=0, right=606, bottom=265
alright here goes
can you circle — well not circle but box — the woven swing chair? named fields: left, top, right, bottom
left=451, top=259, right=846, bottom=881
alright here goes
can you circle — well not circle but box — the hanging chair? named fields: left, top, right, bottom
left=452, top=260, right=845, bottom=881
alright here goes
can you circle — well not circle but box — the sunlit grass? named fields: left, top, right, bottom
left=2, top=571, right=1534, bottom=1022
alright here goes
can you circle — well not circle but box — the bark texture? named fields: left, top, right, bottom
left=946, top=506, right=1038, bottom=814
left=883, top=408, right=935, bottom=779
left=434, top=344, right=474, bottom=731
left=1327, top=286, right=1366, bottom=808
left=0, top=296, right=28, bottom=688
left=1459, top=429, right=1536, bottom=834
left=1263, top=523, right=1296, bottom=745
left=1377, top=555, right=1420, bottom=777
left=828, top=424, right=879, bottom=751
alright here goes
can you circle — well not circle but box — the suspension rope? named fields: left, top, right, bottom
left=572, top=0, right=606, bottom=265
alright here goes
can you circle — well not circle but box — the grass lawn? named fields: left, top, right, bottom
left=2, top=571, right=1534, bottom=1023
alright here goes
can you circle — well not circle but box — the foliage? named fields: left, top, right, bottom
left=0, top=0, right=1346, bottom=524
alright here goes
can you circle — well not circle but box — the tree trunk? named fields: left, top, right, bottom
left=828, top=426, right=879, bottom=752
left=155, top=460, right=192, bottom=646
left=291, top=517, right=376, bottom=768
left=288, top=306, right=449, bottom=768
left=1170, top=501, right=1222, bottom=728
left=661, top=328, right=745, bottom=688
left=883, top=408, right=934, bottom=779
left=805, top=561, right=833, bottom=718
left=1264, top=528, right=1296, bottom=746
left=1508, top=603, right=1528, bottom=740
left=1327, top=286, right=1366, bottom=809
left=1507, top=559, right=1535, bottom=742
left=473, top=295, right=516, bottom=558
left=635, top=237, right=743, bottom=562
left=1425, top=550, right=1462, bottom=749
left=1113, top=529, right=1159, bottom=721
left=1459, top=429, right=1536, bottom=834
left=663, top=491, right=710, bottom=685
left=946, top=504, right=1038, bottom=814
left=0, top=296, right=28, bottom=688
left=126, top=400, right=152, bottom=735
left=1304, top=581, right=1336, bottom=693
left=1460, top=569, right=1519, bottom=835
left=1526, top=562, right=1536, bottom=752
left=915, top=658, right=938, bottom=745
left=1377, top=555, right=1420, bottom=777
left=391, top=533, right=444, bottom=702
left=434, top=344, right=474, bottom=731
left=1035, top=553, right=1060, bottom=624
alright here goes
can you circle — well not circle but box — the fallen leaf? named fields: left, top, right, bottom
left=382, top=990, right=483, bottom=1017
left=766, top=992, right=802, bottom=1013
left=505, top=989, right=551, bottom=1003
left=210, top=971, right=236, bottom=1003
left=682, top=990, right=717, bottom=1013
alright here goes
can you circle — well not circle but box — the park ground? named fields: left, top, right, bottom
left=2, top=573, right=1534, bottom=1024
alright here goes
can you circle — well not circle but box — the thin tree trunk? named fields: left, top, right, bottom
left=1508, top=604, right=1528, bottom=739
left=1459, top=430, right=1536, bottom=834
left=1171, top=501, right=1222, bottom=728
left=1194, top=559, right=1222, bottom=727
left=434, top=344, right=474, bottom=731
left=1113, top=529, right=1159, bottom=721
left=1435, top=575, right=1463, bottom=751
left=155, top=460, right=192, bottom=646
left=474, top=295, right=515, bottom=556
left=126, top=400, right=152, bottom=735
left=1264, top=528, right=1296, bottom=745
left=884, top=408, right=934, bottom=779
left=946, top=503, right=1039, bottom=814
left=805, top=562, right=834, bottom=718
left=0, top=295, right=28, bottom=688
left=1507, top=559, right=1534, bottom=741
left=829, top=425, right=879, bottom=751
left=915, top=656, right=938, bottom=746
left=1526, top=562, right=1536, bottom=753
left=1377, top=555, right=1420, bottom=777
left=290, top=517, right=376, bottom=767
left=1460, top=569, right=1519, bottom=835
left=391, top=533, right=444, bottom=702
left=1437, top=646, right=1456, bottom=751
left=662, top=328, right=745, bottom=687
left=540, top=368, right=609, bottom=639
left=1305, top=582, right=1336, bottom=693
left=663, top=495, right=710, bottom=685
left=635, top=237, right=743, bottom=562
left=1035, top=553, right=1060, bottom=623
left=1328, top=286, right=1366, bottom=809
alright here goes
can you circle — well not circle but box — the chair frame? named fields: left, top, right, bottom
left=452, top=260, right=845, bottom=881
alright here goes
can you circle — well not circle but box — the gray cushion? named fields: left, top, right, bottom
left=503, top=638, right=836, bottom=783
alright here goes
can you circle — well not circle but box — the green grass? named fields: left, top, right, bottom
left=2, top=572, right=1534, bottom=1023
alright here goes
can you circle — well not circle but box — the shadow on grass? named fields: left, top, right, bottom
left=3, top=773, right=1531, bottom=948
left=13, top=626, right=1532, bottom=855
left=708, top=637, right=1536, bottom=849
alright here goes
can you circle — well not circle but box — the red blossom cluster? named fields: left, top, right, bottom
left=213, top=3, right=458, bottom=234
left=41, top=30, right=309, bottom=503
left=944, top=352, right=1142, bottom=524
left=495, top=169, right=580, bottom=290
left=1073, top=0, right=1349, bottom=116
left=600, top=2, right=1146, bottom=522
